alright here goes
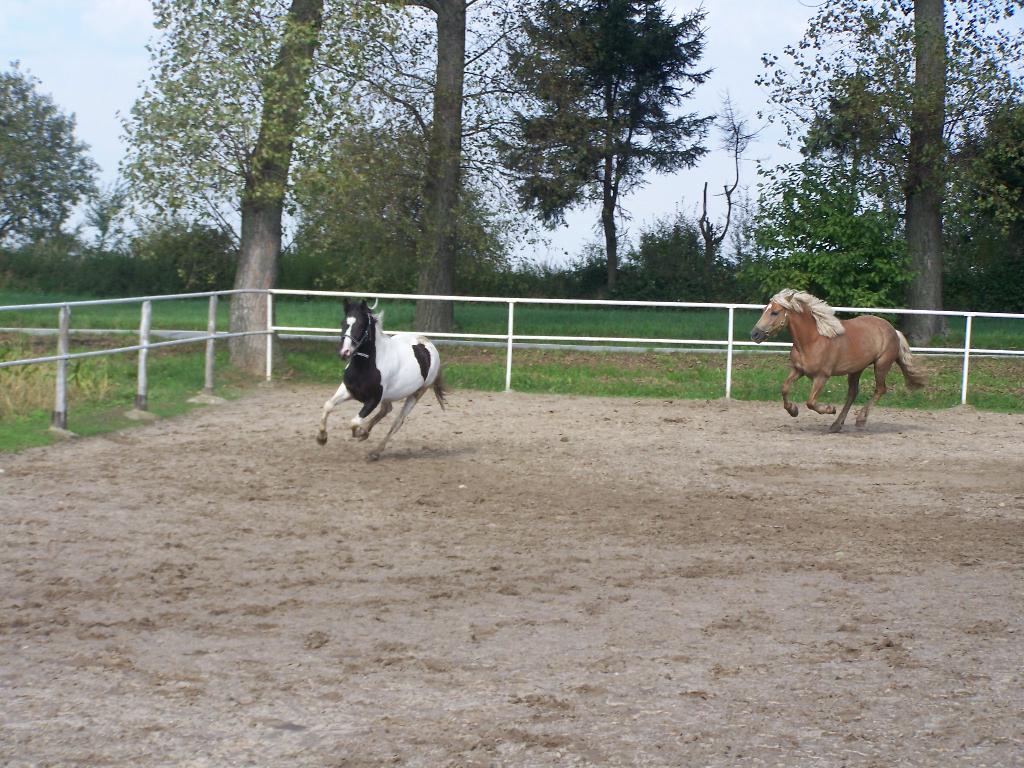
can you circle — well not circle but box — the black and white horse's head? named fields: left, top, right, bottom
left=339, top=299, right=376, bottom=360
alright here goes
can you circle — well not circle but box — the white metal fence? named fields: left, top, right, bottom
left=0, top=290, right=263, bottom=429
left=2, top=288, right=1023, bottom=431
left=268, top=289, right=1024, bottom=404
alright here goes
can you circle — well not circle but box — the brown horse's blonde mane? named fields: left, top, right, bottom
left=771, top=289, right=845, bottom=338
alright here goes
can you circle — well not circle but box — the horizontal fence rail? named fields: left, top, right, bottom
left=2, top=288, right=1023, bottom=434
left=267, top=289, right=1024, bottom=405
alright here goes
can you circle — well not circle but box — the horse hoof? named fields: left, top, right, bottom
left=316, top=432, right=327, bottom=446
left=367, top=451, right=381, bottom=462
left=824, top=406, right=836, bottom=414
left=786, top=405, right=798, bottom=417
left=829, top=422, right=844, bottom=433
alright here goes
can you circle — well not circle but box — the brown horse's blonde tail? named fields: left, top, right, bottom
left=896, top=331, right=927, bottom=390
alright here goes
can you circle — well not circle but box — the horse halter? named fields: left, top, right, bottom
left=342, top=313, right=374, bottom=359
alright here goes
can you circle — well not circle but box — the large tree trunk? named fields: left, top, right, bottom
left=229, top=0, right=324, bottom=374
left=231, top=200, right=283, bottom=372
left=414, top=0, right=466, bottom=332
left=904, top=0, right=946, bottom=345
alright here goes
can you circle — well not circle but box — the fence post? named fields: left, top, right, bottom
left=204, top=294, right=217, bottom=395
left=133, top=300, right=152, bottom=414
left=960, top=314, right=973, bottom=406
left=725, top=307, right=736, bottom=400
left=50, top=304, right=70, bottom=431
left=505, top=300, right=515, bottom=392
left=265, top=291, right=274, bottom=382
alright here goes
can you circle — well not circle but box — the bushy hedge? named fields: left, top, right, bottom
left=0, top=222, right=236, bottom=297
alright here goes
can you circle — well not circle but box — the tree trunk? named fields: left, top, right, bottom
left=904, top=0, right=946, bottom=345
left=229, top=0, right=324, bottom=374
left=414, top=0, right=466, bottom=332
left=230, top=200, right=283, bottom=372
left=602, top=184, right=618, bottom=293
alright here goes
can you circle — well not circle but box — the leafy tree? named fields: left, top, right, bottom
left=745, top=161, right=908, bottom=308
left=84, top=182, right=130, bottom=252
left=287, top=125, right=509, bottom=294
left=502, top=0, right=711, bottom=292
left=123, top=0, right=382, bottom=373
left=944, top=102, right=1024, bottom=311
left=757, top=0, right=1023, bottom=335
left=360, top=0, right=522, bottom=330
left=0, top=65, right=97, bottom=244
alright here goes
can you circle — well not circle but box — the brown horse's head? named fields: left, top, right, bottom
left=750, top=299, right=788, bottom=343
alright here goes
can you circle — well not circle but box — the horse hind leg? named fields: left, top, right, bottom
left=368, top=391, right=422, bottom=461
left=317, top=383, right=352, bottom=445
left=856, top=361, right=891, bottom=427
left=829, top=372, right=862, bottom=433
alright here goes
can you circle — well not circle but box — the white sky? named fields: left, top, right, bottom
left=1, top=0, right=818, bottom=262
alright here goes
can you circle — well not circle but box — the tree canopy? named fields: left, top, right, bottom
left=750, top=0, right=1024, bottom=324
left=501, top=0, right=711, bottom=290
left=0, top=65, right=97, bottom=245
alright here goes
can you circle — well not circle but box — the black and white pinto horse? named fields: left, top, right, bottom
left=316, top=300, right=446, bottom=460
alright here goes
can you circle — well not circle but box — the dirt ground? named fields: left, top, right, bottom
left=2, top=384, right=1022, bottom=767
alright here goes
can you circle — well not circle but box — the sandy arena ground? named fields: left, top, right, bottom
left=1, top=384, right=1023, bottom=767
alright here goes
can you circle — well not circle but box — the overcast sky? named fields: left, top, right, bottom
left=2, top=0, right=819, bottom=262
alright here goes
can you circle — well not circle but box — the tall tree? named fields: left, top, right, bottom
left=406, top=0, right=468, bottom=331
left=757, top=0, right=1024, bottom=338
left=231, top=0, right=324, bottom=372
left=502, top=0, right=711, bottom=291
left=904, top=0, right=946, bottom=343
left=0, top=65, right=97, bottom=244
left=124, top=0, right=381, bottom=373
left=356, top=0, right=519, bottom=330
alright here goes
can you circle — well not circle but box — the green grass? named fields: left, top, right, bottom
left=280, top=341, right=1023, bottom=411
left=0, top=340, right=248, bottom=453
left=2, top=289, right=1022, bottom=453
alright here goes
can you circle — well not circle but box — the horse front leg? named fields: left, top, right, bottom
left=350, top=391, right=382, bottom=439
left=317, top=383, right=352, bottom=445
left=353, top=400, right=392, bottom=441
left=829, top=372, right=862, bottom=433
left=805, top=375, right=836, bottom=416
left=781, top=368, right=801, bottom=417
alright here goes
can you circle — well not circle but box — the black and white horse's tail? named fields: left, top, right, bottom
left=432, top=367, right=448, bottom=411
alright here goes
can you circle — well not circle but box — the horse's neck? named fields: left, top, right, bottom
left=350, top=318, right=381, bottom=364
left=787, top=310, right=825, bottom=350
left=362, top=317, right=387, bottom=361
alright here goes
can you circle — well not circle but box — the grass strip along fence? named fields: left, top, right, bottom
left=2, top=289, right=1023, bottom=452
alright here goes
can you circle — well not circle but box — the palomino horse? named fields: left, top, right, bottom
left=316, top=300, right=447, bottom=460
left=750, top=289, right=927, bottom=432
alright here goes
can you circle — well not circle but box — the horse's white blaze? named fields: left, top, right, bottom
left=340, top=316, right=357, bottom=356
